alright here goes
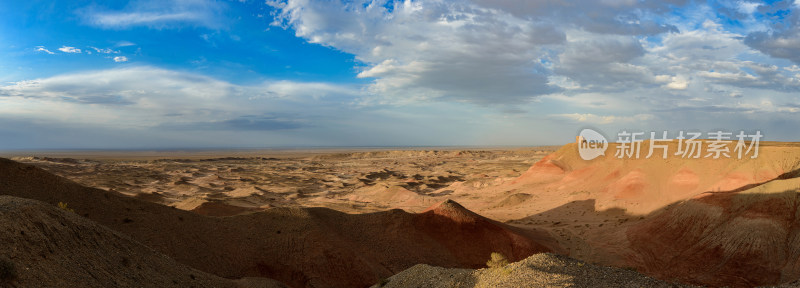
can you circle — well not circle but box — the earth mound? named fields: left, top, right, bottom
left=414, top=199, right=548, bottom=264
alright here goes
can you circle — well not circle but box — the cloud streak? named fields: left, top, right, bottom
left=34, top=46, right=54, bottom=54
left=0, top=66, right=359, bottom=130
left=58, top=46, right=81, bottom=53
left=91, top=47, right=120, bottom=54
left=80, top=0, right=227, bottom=29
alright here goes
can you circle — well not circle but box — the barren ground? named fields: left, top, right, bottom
left=5, top=142, right=800, bottom=287
left=5, top=147, right=556, bottom=215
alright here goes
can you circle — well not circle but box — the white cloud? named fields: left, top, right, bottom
left=665, top=76, right=689, bottom=90
left=34, top=46, right=54, bottom=54
left=265, top=0, right=800, bottom=131
left=0, top=67, right=359, bottom=129
left=11, top=0, right=800, bottom=148
left=736, top=1, right=761, bottom=14
left=113, top=56, right=129, bottom=62
left=80, top=0, right=226, bottom=29
left=58, top=46, right=82, bottom=53
left=553, top=33, right=658, bottom=90
left=90, top=11, right=205, bottom=28
left=91, top=47, right=120, bottom=54
left=743, top=1, right=800, bottom=63
left=116, top=41, right=136, bottom=47
left=469, top=0, right=681, bottom=35
left=270, top=0, right=563, bottom=104
left=1, top=67, right=517, bottom=148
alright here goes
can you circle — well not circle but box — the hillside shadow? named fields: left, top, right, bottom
left=498, top=165, right=800, bottom=288
left=702, top=164, right=800, bottom=195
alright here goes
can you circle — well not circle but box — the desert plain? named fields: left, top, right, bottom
left=2, top=142, right=800, bottom=287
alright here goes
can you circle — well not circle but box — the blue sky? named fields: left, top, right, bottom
left=1, top=0, right=800, bottom=149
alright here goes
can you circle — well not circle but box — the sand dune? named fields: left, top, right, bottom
left=10, top=149, right=552, bottom=215
left=0, top=157, right=551, bottom=288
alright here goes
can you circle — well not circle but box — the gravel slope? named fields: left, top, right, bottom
left=374, top=253, right=696, bottom=288
left=0, top=196, right=270, bottom=288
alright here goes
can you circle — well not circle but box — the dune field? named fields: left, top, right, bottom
left=0, top=142, right=799, bottom=287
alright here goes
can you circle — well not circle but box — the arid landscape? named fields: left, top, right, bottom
left=2, top=142, right=800, bottom=287
left=6, top=0, right=800, bottom=287
left=6, top=148, right=557, bottom=216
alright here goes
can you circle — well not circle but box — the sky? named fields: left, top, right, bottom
left=1, top=0, right=800, bottom=149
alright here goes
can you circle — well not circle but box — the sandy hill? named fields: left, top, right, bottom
left=372, top=252, right=696, bottom=288
left=0, top=158, right=552, bottom=288
left=474, top=142, right=800, bottom=287
left=499, top=141, right=800, bottom=215
left=0, top=195, right=287, bottom=288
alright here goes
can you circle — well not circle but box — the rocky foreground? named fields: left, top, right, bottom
left=374, top=253, right=696, bottom=288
